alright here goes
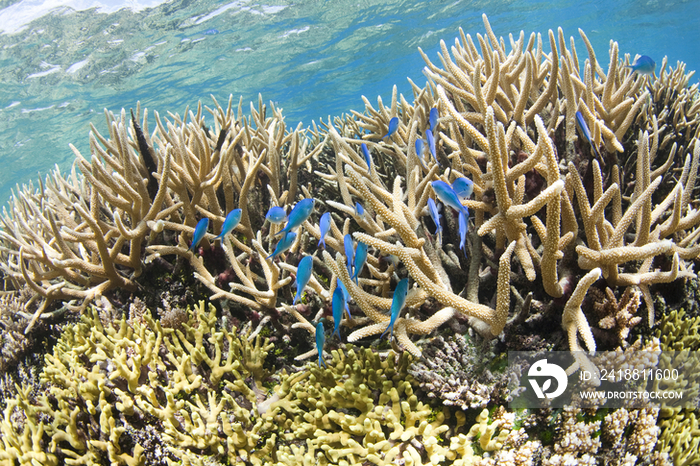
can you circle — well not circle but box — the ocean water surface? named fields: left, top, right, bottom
left=0, top=0, right=698, bottom=206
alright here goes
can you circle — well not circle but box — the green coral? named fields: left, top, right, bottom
left=270, top=348, right=513, bottom=465
left=656, top=308, right=700, bottom=352
left=655, top=308, right=700, bottom=465
left=0, top=299, right=512, bottom=466
left=0, top=385, right=58, bottom=466
left=273, top=348, right=449, bottom=464
left=0, top=301, right=279, bottom=465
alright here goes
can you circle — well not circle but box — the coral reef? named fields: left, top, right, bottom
left=2, top=15, right=699, bottom=359
left=0, top=13, right=699, bottom=466
left=0, top=299, right=536, bottom=465
left=1, top=300, right=280, bottom=465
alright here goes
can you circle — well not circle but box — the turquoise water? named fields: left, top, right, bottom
left=0, top=0, right=698, bottom=206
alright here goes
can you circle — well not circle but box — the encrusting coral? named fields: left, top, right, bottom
left=0, top=14, right=700, bottom=466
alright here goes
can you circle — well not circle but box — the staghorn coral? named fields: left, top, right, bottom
left=0, top=96, right=324, bottom=328
left=647, top=58, right=699, bottom=157
left=1, top=15, right=698, bottom=366
left=571, top=133, right=700, bottom=326
left=300, top=14, right=700, bottom=362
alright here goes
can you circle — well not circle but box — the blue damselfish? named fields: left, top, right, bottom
left=428, top=197, right=442, bottom=243
left=317, top=212, right=331, bottom=247
left=332, top=285, right=345, bottom=338
left=352, top=241, right=368, bottom=283
left=429, top=107, right=438, bottom=133
left=381, top=278, right=409, bottom=340
left=336, top=278, right=351, bottom=319
left=265, top=206, right=287, bottom=224
left=575, top=111, right=601, bottom=160
left=355, top=202, right=365, bottom=220
left=316, top=321, right=327, bottom=368
left=293, top=255, right=313, bottom=305
left=189, top=218, right=209, bottom=252
left=452, top=177, right=474, bottom=201
left=383, top=117, right=399, bottom=140
left=425, top=129, right=440, bottom=166
left=361, top=143, right=372, bottom=169
left=431, top=180, right=468, bottom=216
left=344, top=234, right=354, bottom=277
left=415, top=139, right=427, bottom=169
left=627, top=55, right=655, bottom=75
left=216, top=209, right=242, bottom=239
left=276, top=198, right=315, bottom=236
left=458, top=210, right=469, bottom=256
left=266, top=231, right=297, bottom=260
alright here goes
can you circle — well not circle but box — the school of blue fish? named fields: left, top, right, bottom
left=186, top=108, right=481, bottom=366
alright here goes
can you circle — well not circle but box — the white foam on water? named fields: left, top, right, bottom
left=27, top=61, right=61, bottom=78
left=66, top=58, right=89, bottom=73
left=0, top=0, right=171, bottom=34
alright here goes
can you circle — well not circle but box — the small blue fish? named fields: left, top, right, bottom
left=203, top=28, right=219, bottom=35
left=383, top=117, right=399, bottom=140
left=458, top=210, right=469, bottom=256
left=343, top=234, right=354, bottom=277
left=336, top=279, right=351, bottom=318
left=425, top=129, right=440, bottom=166
left=317, top=212, right=331, bottom=247
left=429, top=107, right=438, bottom=133
left=355, top=202, right=365, bottom=220
left=265, top=206, right=287, bottom=225
left=380, top=278, right=409, bottom=340
left=415, top=139, right=427, bottom=169
left=431, top=180, right=468, bottom=216
left=189, top=218, right=209, bottom=252
left=352, top=241, right=368, bottom=283
left=216, top=208, right=242, bottom=239
left=627, top=55, right=655, bottom=75
left=266, top=231, right=297, bottom=260
left=575, top=111, right=601, bottom=161
left=452, top=177, right=474, bottom=201
left=316, top=321, right=327, bottom=368
left=331, top=285, right=345, bottom=338
left=276, top=198, right=315, bottom=236
left=427, top=198, right=442, bottom=243
left=361, top=143, right=372, bottom=169
left=293, top=255, right=313, bottom=305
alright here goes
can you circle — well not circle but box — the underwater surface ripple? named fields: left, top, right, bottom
left=0, top=0, right=698, bottom=206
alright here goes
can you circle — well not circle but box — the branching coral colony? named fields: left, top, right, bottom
left=1, top=15, right=700, bottom=458
left=1, top=14, right=699, bottom=359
